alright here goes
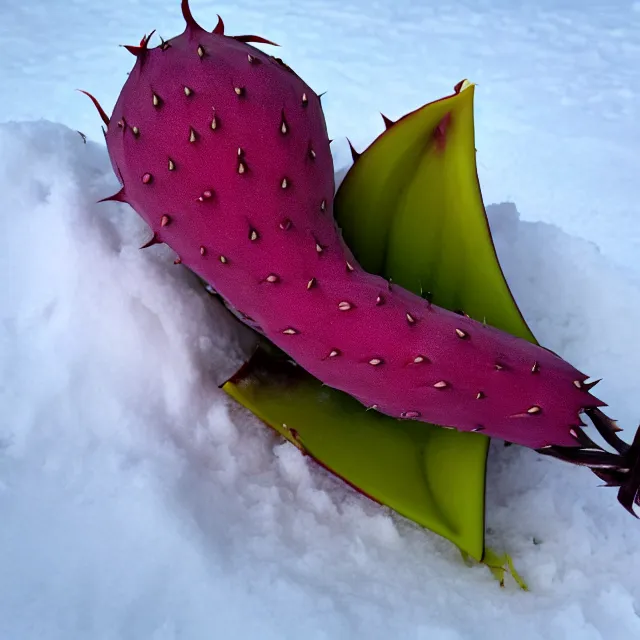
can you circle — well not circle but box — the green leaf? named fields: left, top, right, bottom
left=223, top=81, right=535, bottom=563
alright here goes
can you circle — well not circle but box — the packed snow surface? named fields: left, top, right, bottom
left=1, top=0, right=640, bottom=638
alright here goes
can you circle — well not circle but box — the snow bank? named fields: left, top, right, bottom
left=1, top=121, right=639, bottom=639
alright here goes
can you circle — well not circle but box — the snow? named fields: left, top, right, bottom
left=1, top=0, right=640, bottom=638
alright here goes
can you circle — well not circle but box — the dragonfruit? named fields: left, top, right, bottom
left=84, top=0, right=640, bottom=515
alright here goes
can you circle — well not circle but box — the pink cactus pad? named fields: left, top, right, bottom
left=89, top=0, right=640, bottom=514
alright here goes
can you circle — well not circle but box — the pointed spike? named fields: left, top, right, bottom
left=159, top=36, right=171, bottom=51
left=122, top=30, right=156, bottom=57
left=302, top=92, right=308, bottom=106
left=197, top=44, right=206, bottom=59
left=212, top=14, right=225, bottom=34
left=174, top=256, right=182, bottom=265
left=531, top=361, right=540, bottom=374
left=77, top=90, right=110, bottom=127
left=232, top=35, right=279, bottom=46
left=98, top=187, right=127, bottom=203
left=434, top=381, right=449, bottom=389
left=160, top=215, right=170, bottom=227
left=181, top=0, right=204, bottom=30
left=140, top=233, right=161, bottom=249
left=583, top=378, right=602, bottom=392
left=381, top=113, right=395, bottom=129
left=346, top=138, right=360, bottom=162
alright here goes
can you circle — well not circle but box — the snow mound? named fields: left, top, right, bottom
left=1, top=121, right=639, bottom=639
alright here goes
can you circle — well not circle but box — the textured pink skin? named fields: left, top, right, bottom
left=105, top=18, right=605, bottom=450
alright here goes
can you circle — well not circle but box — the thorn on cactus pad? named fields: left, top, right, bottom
left=211, top=114, right=218, bottom=130
left=200, top=246, right=206, bottom=256
left=347, top=138, right=360, bottom=162
left=159, top=37, right=171, bottom=51
left=197, top=190, right=213, bottom=202
left=412, top=356, right=427, bottom=364
left=315, top=242, right=323, bottom=254
left=282, top=328, right=298, bottom=335
left=368, top=358, right=383, bottom=366
left=77, top=90, right=110, bottom=127
left=281, top=177, right=289, bottom=189
left=531, top=361, right=540, bottom=374
left=308, top=147, right=316, bottom=160
left=583, top=379, right=602, bottom=392
left=174, top=256, right=182, bottom=265
left=122, top=30, right=156, bottom=57
left=142, top=173, right=153, bottom=184
left=249, top=228, right=259, bottom=241
left=131, top=126, right=140, bottom=137
left=234, top=86, right=245, bottom=97
left=328, top=349, right=340, bottom=358
left=320, top=199, right=326, bottom=212
left=117, top=119, right=126, bottom=129
left=279, top=218, right=292, bottom=230
left=189, top=128, right=197, bottom=143
left=98, top=187, right=127, bottom=203
left=197, top=45, right=205, bottom=59
left=494, top=363, right=504, bottom=371
left=375, top=295, right=384, bottom=305
left=152, top=93, right=161, bottom=107
left=219, top=255, right=228, bottom=264
left=406, top=313, right=416, bottom=324
left=401, top=411, right=421, bottom=419
left=472, top=426, right=485, bottom=432
left=264, top=274, right=279, bottom=283
left=346, top=261, right=354, bottom=272
left=307, top=278, right=316, bottom=290
left=433, top=381, right=449, bottom=389
left=381, top=113, right=395, bottom=129
left=184, top=86, right=193, bottom=97
left=168, top=158, right=176, bottom=171
left=527, top=405, right=542, bottom=415
left=139, top=233, right=161, bottom=249
left=338, top=301, right=353, bottom=311
left=302, top=92, right=308, bottom=106
left=234, top=35, right=280, bottom=46
left=476, top=391, right=486, bottom=400
left=365, top=405, right=379, bottom=411
left=213, top=14, right=224, bottom=34
left=280, top=111, right=288, bottom=135
left=238, top=161, right=247, bottom=174
left=181, top=0, right=204, bottom=31
left=160, top=215, right=170, bottom=227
